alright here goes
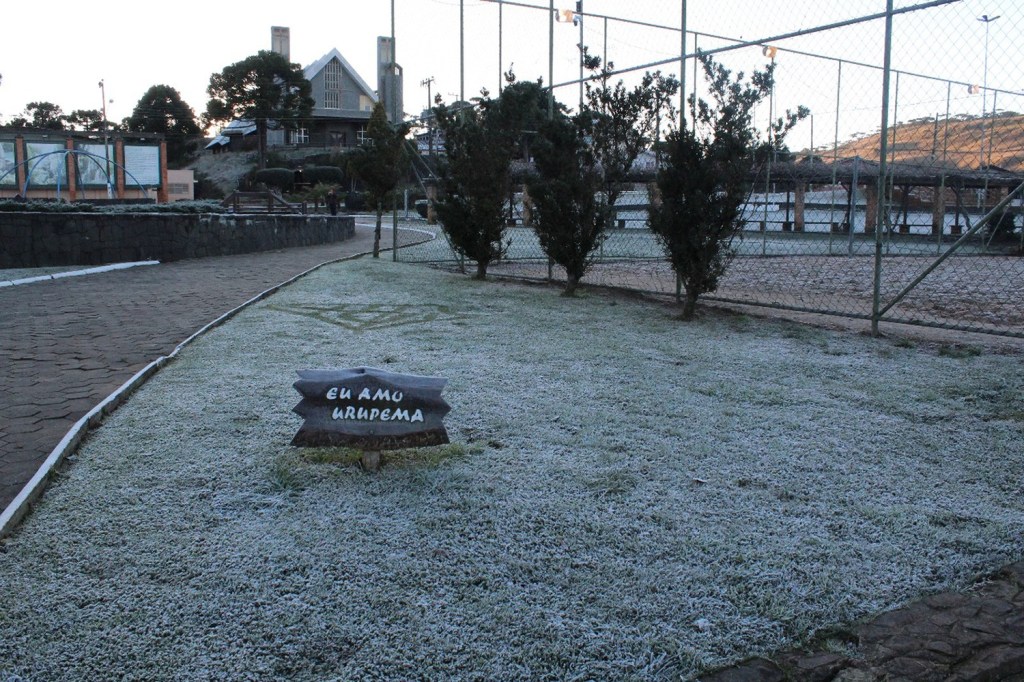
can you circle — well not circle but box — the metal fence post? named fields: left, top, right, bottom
left=392, top=196, right=399, bottom=262
left=871, top=0, right=895, bottom=337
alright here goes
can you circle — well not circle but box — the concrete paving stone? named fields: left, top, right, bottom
left=34, top=407, right=81, bottom=421
left=27, top=394, right=84, bottom=407
left=8, top=452, right=51, bottom=467
left=929, top=603, right=970, bottom=625
left=962, top=618, right=1019, bottom=639
left=871, top=607, right=940, bottom=633
left=3, top=421, right=50, bottom=436
left=921, top=639, right=959, bottom=658
left=701, top=658, right=784, bottom=682
left=780, top=652, right=849, bottom=682
left=923, top=592, right=972, bottom=610
left=882, top=655, right=946, bottom=681
left=947, top=645, right=1024, bottom=681
left=2, top=405, right=43, bottom=419
left=952, top=598, right=989, bottom=616
left=831, top=669, right=879, bottom=682
left=58, top=394, right=103, bottom=406
left=974, top=597, right=1018, bottom=619
left=7, top=368, right=45, bottom=378
left=3, top=459, right=46, bottom=478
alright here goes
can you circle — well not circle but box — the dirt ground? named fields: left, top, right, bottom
left=482, top=254, right=1024, bottom=355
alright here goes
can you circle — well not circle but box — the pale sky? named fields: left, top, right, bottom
left=1, top=0, right=1019, bottom=152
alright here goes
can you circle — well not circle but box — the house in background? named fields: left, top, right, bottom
left=166, top=169, right=194, bottom=201
left=206, top=27, right=401, bottom=153
left=299, top=47, right=378, bottom=147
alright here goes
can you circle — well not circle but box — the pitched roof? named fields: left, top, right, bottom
left=304, top=48, right=377, bottom=103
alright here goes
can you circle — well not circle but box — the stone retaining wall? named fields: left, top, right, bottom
left=0, top=213, right=356, bottom=268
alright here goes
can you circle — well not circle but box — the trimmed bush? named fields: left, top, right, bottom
left=345, top=191, right=367, bottom=211
left=0, top=200, right=95, bottom=213
left=990, top=211, right=1018, bottom=240
left=101, top=201, right=229, bottom=214
left=253, top=168, right=295, bottom=192
left=0, top=199, right=228, bottom=214
left=263, top=152, right=290, bottom=170
left=304, top=166, right=345, bottom=186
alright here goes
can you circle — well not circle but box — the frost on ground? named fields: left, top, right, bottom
left=1, top=259, right=1023, bottom=681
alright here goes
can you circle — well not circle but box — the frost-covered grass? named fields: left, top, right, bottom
left=2, top=259, right=1023, bottom=681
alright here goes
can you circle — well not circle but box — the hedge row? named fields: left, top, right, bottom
left=0, top=200, right=229, bottom=214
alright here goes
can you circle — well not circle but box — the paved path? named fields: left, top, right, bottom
left=0, top=224, right=414, bottom=513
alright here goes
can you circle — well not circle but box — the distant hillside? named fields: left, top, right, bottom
left=811, top=112, right=1024, bottom=172
left=188, top=150, right=256, bottom=197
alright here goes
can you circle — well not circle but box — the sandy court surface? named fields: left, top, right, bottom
left=479, top=251, right=1024, bottom=352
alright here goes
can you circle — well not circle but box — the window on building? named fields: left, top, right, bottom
left=324, top=59, right=342, bottom=110
left=291, top=128, right=309, bottom=145
left=357, top=127, right=368, bottom=145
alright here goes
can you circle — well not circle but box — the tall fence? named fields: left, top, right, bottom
left=400, top=0, right=1024, bottom=338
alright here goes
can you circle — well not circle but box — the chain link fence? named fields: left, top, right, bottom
left=399, top=0, right=1024, bottom=338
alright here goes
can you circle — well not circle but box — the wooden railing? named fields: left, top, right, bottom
left=221, top=191, right=306, bottom=214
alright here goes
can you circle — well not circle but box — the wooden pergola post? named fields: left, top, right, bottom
left=794, top=183, right=806, bottom=232
left=864, top=182, right=878, bottom=234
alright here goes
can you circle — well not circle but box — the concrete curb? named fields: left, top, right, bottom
left=0, top=261, right=160, bottom=288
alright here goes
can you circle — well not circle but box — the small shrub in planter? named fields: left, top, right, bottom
left=989, top=211, right=1018, bottom=241
left=345, top=191, right=367, bottom=211
left=194, top=172, right=225, bottom=200
left=253, top=168, right=295, bottom=192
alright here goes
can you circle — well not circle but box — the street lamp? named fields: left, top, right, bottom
left=421, top=76, right=435, bottom=156
left=977, top=14, right=1000, bottom=171
left=98, top=79, right=112, bottom=198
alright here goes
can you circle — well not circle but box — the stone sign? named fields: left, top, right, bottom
left=291, top=367, right=450, bottom=450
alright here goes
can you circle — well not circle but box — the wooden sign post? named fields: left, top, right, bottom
left=291, top=367, right=451, bottom=470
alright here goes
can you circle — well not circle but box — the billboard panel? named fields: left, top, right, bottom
left=25, top=142, right=67, bottom=187
left=123, top=145, right=160, bottom=186
left=75, top=143, right=114, bottom=187
left=0, top=142, right=15, bottom=186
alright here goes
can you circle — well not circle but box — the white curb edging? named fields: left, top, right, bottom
left=0, top=261, right=160, bottom=288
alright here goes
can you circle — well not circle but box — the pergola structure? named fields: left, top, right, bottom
left=759, top=156, right=1024, bottom=235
